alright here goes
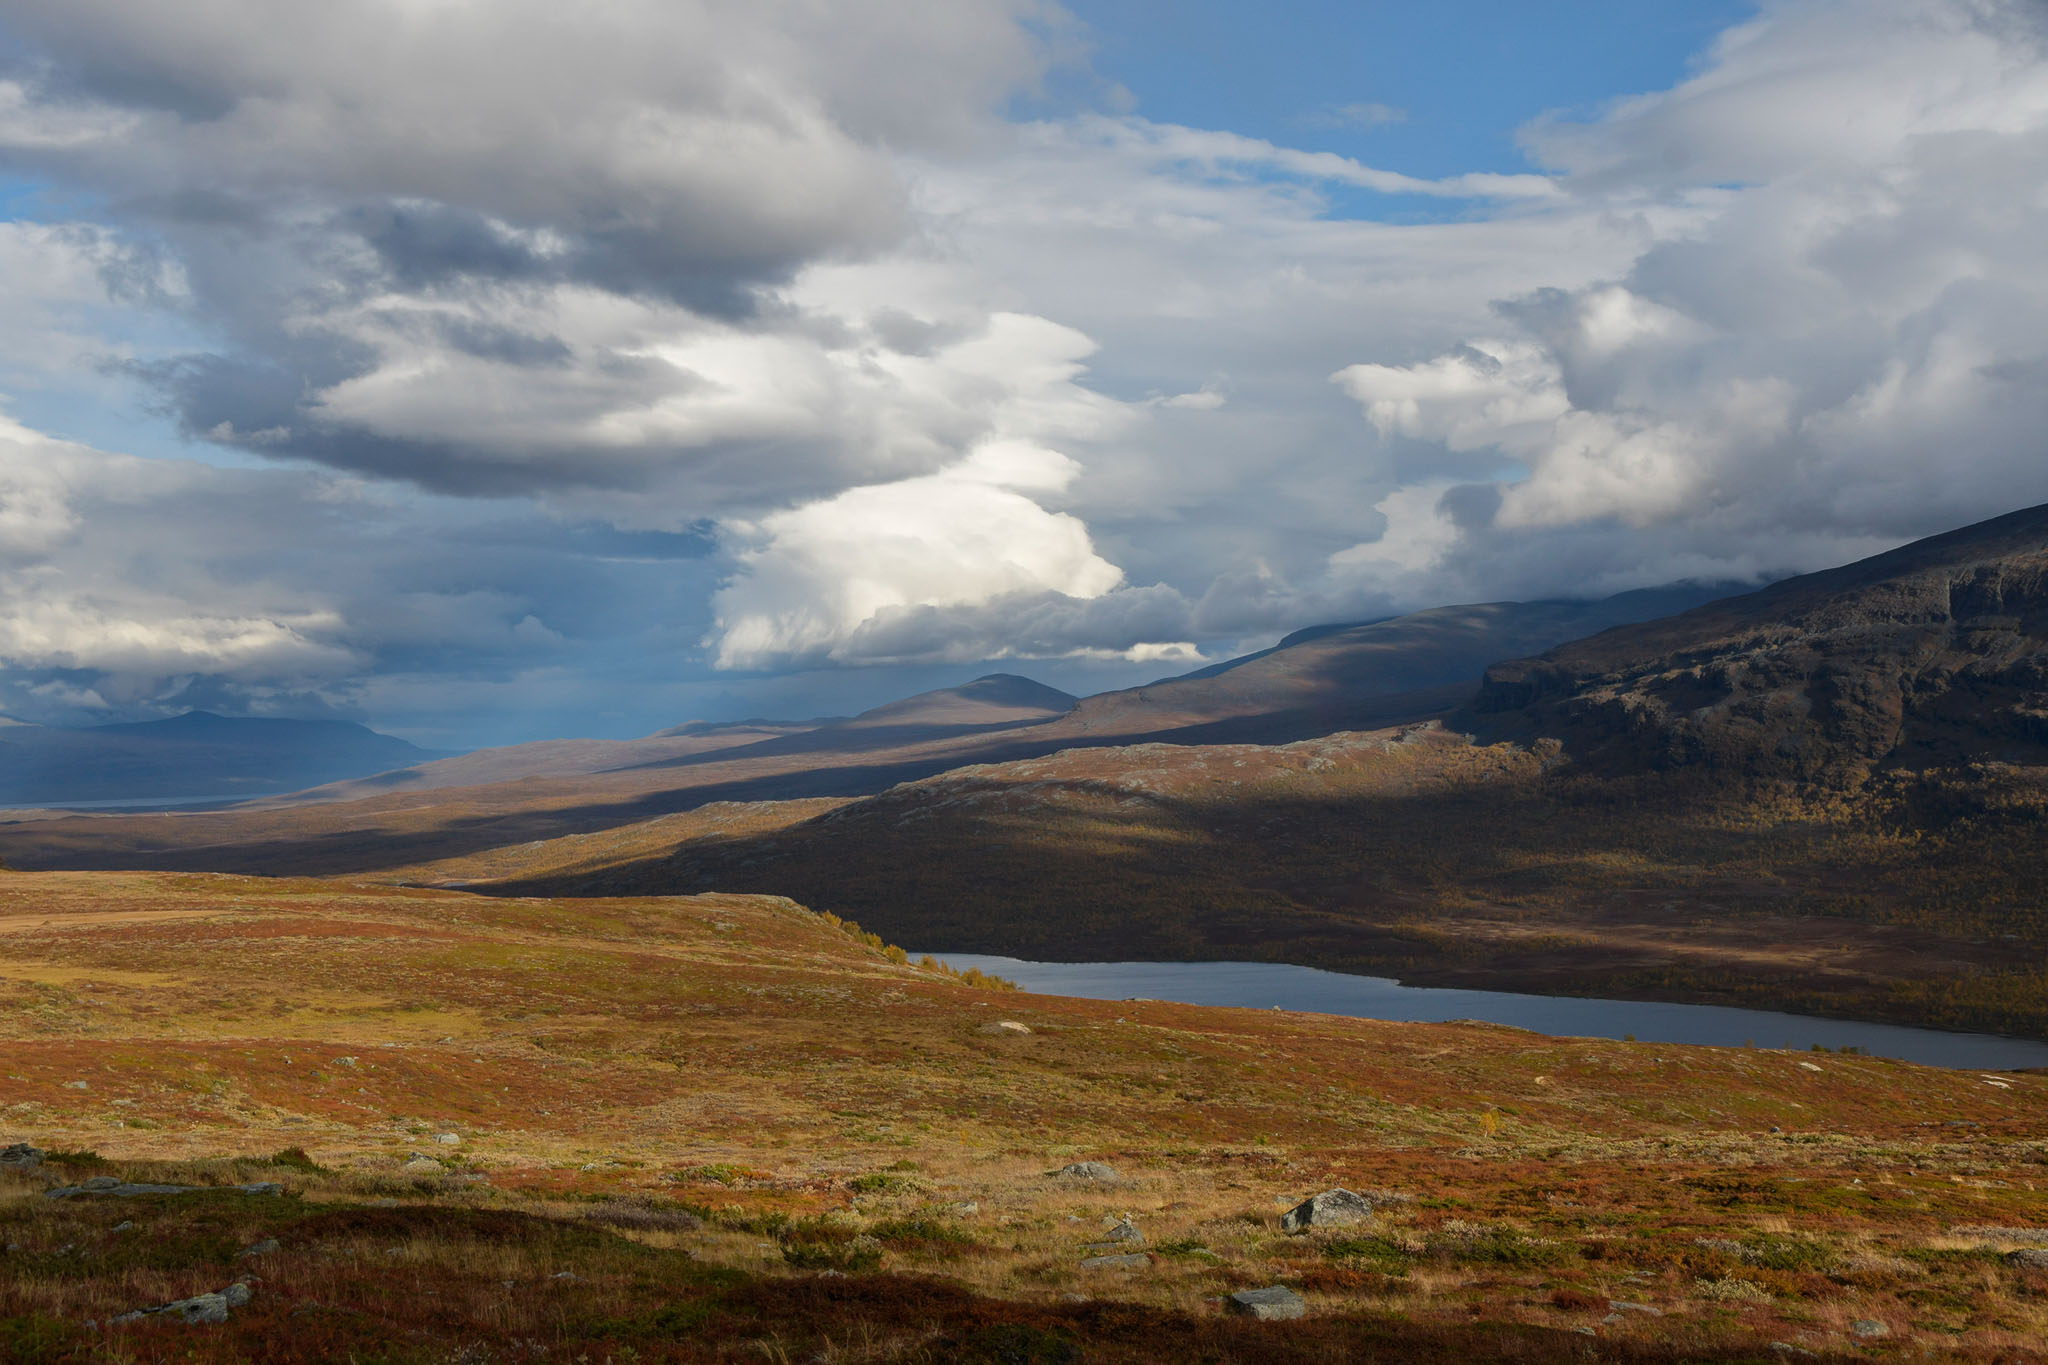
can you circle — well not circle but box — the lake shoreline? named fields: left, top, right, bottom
left=917, top=951, right=2048, bottom=1070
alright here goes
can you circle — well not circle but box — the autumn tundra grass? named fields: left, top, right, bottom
left=4, top=870, right=2048, bottom=1361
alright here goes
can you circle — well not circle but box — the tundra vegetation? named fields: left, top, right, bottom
left=3, top=871, right=2048, bottom=1362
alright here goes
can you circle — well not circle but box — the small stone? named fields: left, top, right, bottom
left=1227, top=1286, right=1307, bottom=1321
left=978, top=1020, right=1032, bottom=1035
left=1101, top=1216, right=1143, bottom=1245
left=1850, top=1319, right=1889, bottom=1339
left=62, top=1080, right=88, bottom=1090
left=1052, top=1161, right=1118, bottom=1182
left=1767, top=1344, right=1817, bottom=1358
left=240, top=1238, right=280, bottom=1258
left=951, top=1201, right=979, bottom=1216
left=1281, top=1188, right=1373, bottom=1235
left=1601, top=1313, right=1624, bottom=1326
left=1608, top=1301, right=1662, bottom=1316
left=111, top=1221, right=134, bottom=1233
left=434, top=1133, right=462, bottom=1146
left=1575, top=1326, right=1597, bottom=1336
left=1078, top=1252, right=1149, bottom=1271
left=0, top=1142, right=44, bottom=1171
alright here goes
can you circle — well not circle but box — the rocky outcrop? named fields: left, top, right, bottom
left=46, top=1177, right=282, bottom=1199
left=113, top=1281, right=254, bottom=1326
left=1471, top=504, right=2048, bottom=780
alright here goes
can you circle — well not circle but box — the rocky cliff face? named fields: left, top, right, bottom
left=1472, top=504, right=2048, bottom=779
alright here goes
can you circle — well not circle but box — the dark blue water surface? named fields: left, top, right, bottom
left=922, top=953, right=2048, bottom=1071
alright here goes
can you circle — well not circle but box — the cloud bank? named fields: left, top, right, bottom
left=0, top=0, right=2043, bottom=735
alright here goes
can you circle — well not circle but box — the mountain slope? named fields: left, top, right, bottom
left=1052, top=585, right=1738, bottom=745
left=0, top=711, right=451, bottom=806
left=1473, top=502, right=2048, bottom=777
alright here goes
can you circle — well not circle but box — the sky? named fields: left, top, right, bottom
left=0, top=0, right=2044, bottom=748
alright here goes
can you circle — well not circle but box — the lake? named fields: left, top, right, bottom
left=921, top=953, right=2048, bottom=1070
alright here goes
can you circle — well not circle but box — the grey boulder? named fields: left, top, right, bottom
left=1227, top=1286, right=1307, bottom=1321
left=1280, top=1188, right=1372, bottom=1234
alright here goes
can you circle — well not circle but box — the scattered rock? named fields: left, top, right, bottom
left=402, top=1155, right=443, bottom=1174
left=951, top=1201, right=979, bottom=1216
left=1850, top=1319, right=1889, bottom=1339
left=113, top=1281, right=254, bottom=1326
left=1575, top=1326, right=1597, bottom=1337
left=240, top=1238, right=280, bottom=1258
left=61, top=1080, right=88, bottom=1090
left=0, top=1142, right=44, bottom=1171
left=110, top=1221, right=133, bottom=1234
left=1227, top=1286, right=1307, bottom=1321
left=1608, top=1301, right=1663, bottom=1316
left=46, top=1179, right=281, bottom=1200
left=1768, top=1344, right=1817, bottom=1358
left=1078, top=1252, right=1149, bottom=1271
left=434, top=1133, right=462, bottom=1146
left=1052, top=1161, right=1118, bottom=1183
left=2008, top=1248, right=2048, bottom=1270
left=1281, top=1188, right=1373, bottom=1235
left=978, top=1021, right=1032, bottom=1036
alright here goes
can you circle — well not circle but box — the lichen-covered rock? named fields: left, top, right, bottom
left=1052, top=1161, right=1118, bottom=1182
left=1227, top=1286, right=1306, bottom=1320
left=1280, top=1188, right=1372, bottom=1234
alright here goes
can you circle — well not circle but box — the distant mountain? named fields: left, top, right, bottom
left=0, top=711, right=452, bottom=806
left=1050, top=585, right=1740, bottom=745
left=839, top=673, right=1077, bottom=729
left=1473, top=503, right=2048, bottom=778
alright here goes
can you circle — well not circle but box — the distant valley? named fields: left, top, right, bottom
left=9, top=509, right=2048, bottom=1040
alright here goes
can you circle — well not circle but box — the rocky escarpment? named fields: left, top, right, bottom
left=1471, top=504, right=2048, bottom=780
